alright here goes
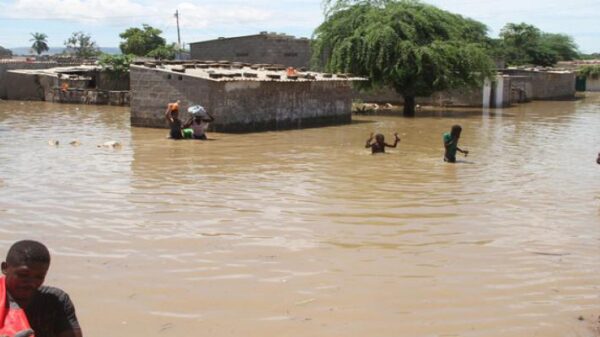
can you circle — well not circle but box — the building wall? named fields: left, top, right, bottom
left=586, top=77, right=600, bottom=91
left=130, top=67, right=218, bottom=128
left=0, top=62, right=59, bottom=99
left=5, top=72, right=46, bottom=100
left=129, top=66, right=352, bottom=132
left=190, top=34, right=311, bottom=69
left=502, top=70, right=575, bottom=99
left=355, top=86, right=484, bottom=107
left=212, top=81, right=351, bottom=132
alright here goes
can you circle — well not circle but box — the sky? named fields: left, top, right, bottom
left=0, top=0, right=599, bottom=53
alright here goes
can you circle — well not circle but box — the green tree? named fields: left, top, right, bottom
left=540, top=33, right=579, bottom=61
left=98, top=53, right=135, bottom=78
left=30, top=32, right=49, bottom=55
left=0, top=45, right=12, bottom=58
left=64, top=31, right=100, bottom=58
left=499, top=23, right=578, bottom=66
left=146, top=43, right=177, bottom=60
left=119, top=24, right=166, bottom=56
left=313, top=0, right=494, bottom=116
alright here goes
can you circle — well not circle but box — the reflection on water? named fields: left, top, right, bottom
left=0, top=96, right=599, bottom=337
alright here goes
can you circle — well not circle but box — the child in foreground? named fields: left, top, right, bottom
left=443, top=125, right=469, bottom=163
left=1, top=240, right=82, bottom=337
left=365, top=132, right=400, bottom=154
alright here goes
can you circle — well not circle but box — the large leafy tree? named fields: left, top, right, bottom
left=0, top=45, right=12, bottom=58
left=146, top=43, right=177, bottom=60
left=119, top=24, right=166, bottom=56
left=313, top=0, right=494, bottom=116
left=499, top=23, right=579, bottom=66
left=30, top=32, right=49, bottom=55
left=64, top=31, right=100, bottom=58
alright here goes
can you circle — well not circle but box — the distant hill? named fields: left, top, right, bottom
left=9, top=47, right=121, bottom=56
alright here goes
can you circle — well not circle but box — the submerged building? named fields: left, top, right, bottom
left=190, top=32, right=311, bottom=69
left=130, top=61, right=363, bottom=132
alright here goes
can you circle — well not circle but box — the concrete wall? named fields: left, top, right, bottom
left=130, top=67, right=214, bottom=128
left=586, top=77, right=600, bottom=91
left=355, top=86, right=484, bottom=107
left=129, top=66, right=352, bottom=132
left=5, top=71, right=45, bottom=100
left=96, top=71, right=130, bottom=91
left=190, top=34, right=311, bottom=69
left=0, top=62, right=59, bottom=99
left=502, top=70, right=575, bottom=99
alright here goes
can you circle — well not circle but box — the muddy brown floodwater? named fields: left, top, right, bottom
left=0, top=94, right=599, bottom=337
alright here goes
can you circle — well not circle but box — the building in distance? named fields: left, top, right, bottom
left=190, top=32, right=311, bottom=69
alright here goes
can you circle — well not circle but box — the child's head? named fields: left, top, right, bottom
left=450, top=125, right=462, bottom=139
left=375, top=133, right=384, bottom=144
left=1, top=240, right=51, bottom=301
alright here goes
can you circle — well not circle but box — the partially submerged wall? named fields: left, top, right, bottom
left=0, top=62, right=59, bottom=99
left=129, top=66, right=352, bottom=132
left=586, top=77, right=600, bottom=91
left=130, top=67, right=214, bottom=128
left=355, top=86, right=484, bottom=107
left=502, top=70, right=575, bottom=99
left=213, top=80, right=351, bottom=132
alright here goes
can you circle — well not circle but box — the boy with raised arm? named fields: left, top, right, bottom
left=365, top=132, right=400, bottom=154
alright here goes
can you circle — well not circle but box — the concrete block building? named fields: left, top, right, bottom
left=130, top=61, right=362, bottom=132
left=190, top=32, right=311, bottom=69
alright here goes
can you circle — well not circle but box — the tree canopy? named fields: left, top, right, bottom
left=30, top=32, right=49, bottom=55
left=146, top=43, right=177, bottom=60
left=119, top=24, right=166, bottom=56
left=313, top=0, right=494, bottom=116
left=64, top=31, right=100, bottom=58
left=98, top=53, right=135, bottom=78
left=499, top=23, right=579, bottom=66
left=0, top=46, right=12, bottom=58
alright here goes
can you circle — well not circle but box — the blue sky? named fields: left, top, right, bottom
left=1, top=0, right=598, bottom=53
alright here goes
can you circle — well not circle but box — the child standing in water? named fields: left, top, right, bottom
left=165, top=100, right=183, bottom=140
left=443, top=125, right=469, bottom=163
left=365, top=132, right=400, bottom=154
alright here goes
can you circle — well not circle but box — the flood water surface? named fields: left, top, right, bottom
left=0, top=96, right=599, bottom=337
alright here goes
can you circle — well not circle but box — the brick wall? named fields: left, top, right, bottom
left=130, top=66, right=215, bottom=128
left=129, top=66, right=352, bottom=132
left=190, top=34, right=311, bottom=69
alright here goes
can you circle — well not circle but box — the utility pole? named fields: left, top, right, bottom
left=174, top=9, right=181, bottom=49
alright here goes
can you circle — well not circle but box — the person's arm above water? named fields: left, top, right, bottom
left=204, top=112, right=215, bottom=123
left=456, top=147, right=469, bottom=156
left=165, top=108, right=173, bottom=123
left=182, top=116, right=194, bottom=128
left=365, top=133, right=374, bottom=148
left=385, top=133, right=401, bottom=148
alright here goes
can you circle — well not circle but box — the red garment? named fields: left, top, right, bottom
left=0, top=277, right=33, bottom=337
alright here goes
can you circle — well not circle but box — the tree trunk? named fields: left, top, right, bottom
left=403, top=95, right=416, bottom=117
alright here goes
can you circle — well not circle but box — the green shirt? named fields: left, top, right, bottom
left=443, top=132, right=457, bottom=158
